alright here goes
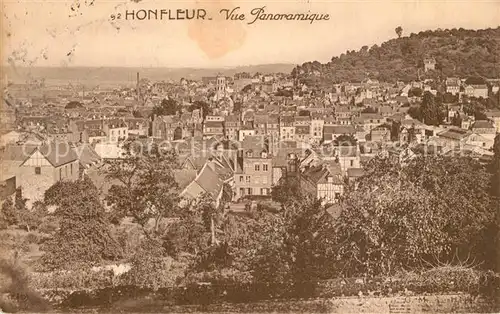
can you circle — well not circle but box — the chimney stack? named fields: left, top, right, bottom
left=136, top=72, right=140, bottom=103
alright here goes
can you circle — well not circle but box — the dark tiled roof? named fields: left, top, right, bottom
left=1, top=144, right=38, bottom=161
left=174, top=169, right=198, bottom=190
left=323, top=125, right=355, bottom=134
left=38, top=142, right=79, bottom=167
left=438, top=128, right=471, bottom=140
left=241, top=135, right=267, bottom=152
left=302, top=162, right=343, bottom=185
left=472, top=120, right=494, bottom=129
left=195, top=163, right=224, bottom=199
left=204, top=121, right=224, bottom=128
left=74, top=143, right=102, bottom=168
left=486, top=110, right=500, bottom=118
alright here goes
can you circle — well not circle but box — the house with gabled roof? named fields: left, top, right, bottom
left=323, top=125, right=356, bottom=144
left=17, top=142, right=80, bottom=207
left=300, top=161, right=344, bottom=205
left=471, top=120, right=496, bottom=143
left=180, top=161, right=225, bottom=208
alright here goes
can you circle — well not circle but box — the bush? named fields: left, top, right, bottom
left=37, top=216, right=59, bottom=235
left=30, top=268, right=115, bottom=291
left=116, top=239, right=185, bottom=291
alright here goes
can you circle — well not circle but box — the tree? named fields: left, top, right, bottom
left=361, top=107, right=377, bottom=114
left=152, top=98, right=178, bottom=116
left=333, top=134, right=358, bottom=146
left=65, top=101, right=83, bottom=109
left=1, top=199, right=18, bottom=226
left=189, top=100, right=211, bottom=119
left=337, top=172, right=443, bottom=276
left=451, top=112, right=462, bottom=127
left=12, top=188, right=42, bottom=232
left=464, top=101, right=488, bottom=120
left=271, top=176, right=302, bottom=205
left=493, top=134, right=500, bottom=199
left=336, top=155, right=496, bottom=276
left=493, top=135, right=500, bottom=272
left=105, top=142, right=181, bottom=239
left=404, top=156, right=494, bottom=262
left=121, top=238, right=178, bottom=291
left=408, top=106, right=422, bottom=121
left=391, top=121, right=401, bottom=141
left=41, top=178, right=123, bottom=270
left=420, top=92, right=444, bottom=126
left=242, top=84, right=253, bottom=93
left=395, top=26, right=403, bottom=38
left=408, top=87, right=423, bottom=97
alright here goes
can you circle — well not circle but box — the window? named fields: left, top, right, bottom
left=70, top=163, right=73, bottom=175
left=35, top=167, right=41, bottom=175
left=350, top=160, right=354, bottom=167
left=255, top=164, right=260, bottom=171
left=245, top=176, right=250, bottom=183
left=247, top=188, right=252, bottom=195
left=239, top=176, right=244, bottom=182
left=263, top=164, right=268, bottom=171
left=261, top=188, right=268, bottom=195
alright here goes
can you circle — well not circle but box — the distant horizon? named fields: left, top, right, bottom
left=3, top=25, right=500, bottom=71
left=3, top=1, right=500, bottom=68
left=1, top=62, right=297, bottom=70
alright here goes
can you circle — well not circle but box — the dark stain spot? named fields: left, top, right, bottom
left=6, top=32, right=11, bottom=37
left=130, top=0, right=142, bottom=3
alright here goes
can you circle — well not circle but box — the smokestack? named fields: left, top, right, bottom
left=136, top=72, right=140, bottom=103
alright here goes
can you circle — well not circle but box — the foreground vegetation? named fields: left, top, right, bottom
left=1, top=137, right=500, bottom=312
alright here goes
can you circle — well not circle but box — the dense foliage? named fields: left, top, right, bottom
left=105, top=142, right=181, bottom=238
left=336, top=155, right=496, bottom=275
left=152, top=98, right=178, bottom=116
left=41, top=177, right=123, bottom=270
left=293, top=27, right=500, bottom=83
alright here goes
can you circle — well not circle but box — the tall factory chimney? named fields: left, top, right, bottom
left=136, top=72, right=140, bottom=103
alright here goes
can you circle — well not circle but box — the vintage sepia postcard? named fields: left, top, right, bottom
left=1, top=0, right=500, bottom=313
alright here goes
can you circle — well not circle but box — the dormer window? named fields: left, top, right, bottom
left=327, top=176, right=333, bottom=183
left=261, top=151, right=268, bottom=158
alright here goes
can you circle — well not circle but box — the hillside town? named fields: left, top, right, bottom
left=1, top=20, right=500, bottom=312
left=1, top=69, right=499, bottom=210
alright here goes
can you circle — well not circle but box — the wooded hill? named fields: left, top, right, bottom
left=292, top=27, right=500, bottom=84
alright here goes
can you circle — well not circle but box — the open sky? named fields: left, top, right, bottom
left=2, top=0, right=500, bottom=68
